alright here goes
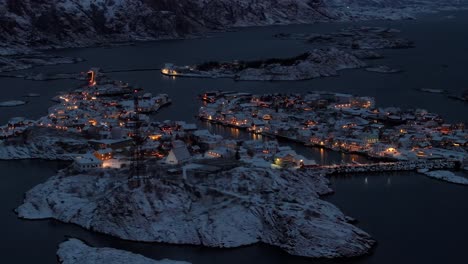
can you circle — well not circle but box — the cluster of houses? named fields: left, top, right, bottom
left=73, top=125, right=315, bottom=172
left=0, top=117, right=35, bottom=139
left=1, top=69, right=316, bottom=173
left=199, top=91, right=467, bottom=165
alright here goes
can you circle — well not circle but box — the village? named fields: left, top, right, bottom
left=0, top=69, right=319, bottom=178
left=198, top=91, right=468, bottom=170
left=2, top=67, right=466, bottom=263
left=1, top=69, right=467, bottom=179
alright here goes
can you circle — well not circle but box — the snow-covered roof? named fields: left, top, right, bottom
left=74, top=154, right=102, bottom=165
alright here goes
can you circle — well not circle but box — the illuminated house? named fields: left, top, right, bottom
left=161, top=63, right=178, bottom=75
left=274, top=151, right=297, bottom=167
left=165, top=140, right=191, bottom=165
left=205, top=147, right=233, bottom=158
left=94, top=148, right=113, bottom=160
left=73, top=154, right=102, bottom=172
left=351, top=96, right=375, bottom=109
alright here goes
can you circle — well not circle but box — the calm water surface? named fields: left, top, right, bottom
left=0, top=10, right=467, bottom=264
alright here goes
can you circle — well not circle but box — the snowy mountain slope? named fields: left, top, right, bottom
left=1, top=0, right=467, bottom=55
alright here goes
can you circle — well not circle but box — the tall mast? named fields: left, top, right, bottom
left=129, top=90, right=145, bottom=187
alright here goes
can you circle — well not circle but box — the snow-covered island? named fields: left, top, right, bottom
left=24, top=93, right=40, bottom=97
left=18, top=160, right=375, bottom=258
left=418, top=170, right=468, bottom=185
left=0, top=100, right=27, bottom=107
left=58, top=238, right=190, bottom=264
left=417, top=88, right=448, bottom=94
left=365, top=65, right=402, bottom=74
left=161, top=49, right=366, bottom=81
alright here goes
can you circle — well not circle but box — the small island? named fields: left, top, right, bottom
left=365, top=65, right=402, bottom=74
left=161, top=48, right=366, bottom=81
left=0, top=100, right=27, bottom=107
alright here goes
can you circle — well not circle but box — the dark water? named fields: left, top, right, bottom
left=0, top=10, right=467, bottom=264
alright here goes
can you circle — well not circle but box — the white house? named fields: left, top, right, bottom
left=165, top=140, right=191, bottom=165
left=73, top=154, right=103, bottom=172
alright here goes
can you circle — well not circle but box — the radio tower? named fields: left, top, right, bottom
left=129, top=90, right=146, bottom=188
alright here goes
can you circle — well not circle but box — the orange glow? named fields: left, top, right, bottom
left=149, top=134, right=162, bottom=141
left=88, top=70, right=96, bottom=86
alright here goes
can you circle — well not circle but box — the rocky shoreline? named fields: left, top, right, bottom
left=17, top=166, right=375, bottom=258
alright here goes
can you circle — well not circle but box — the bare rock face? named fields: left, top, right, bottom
left=57, top=238, right=190, bottom=264
left=18, top=166, right=375, bottom=258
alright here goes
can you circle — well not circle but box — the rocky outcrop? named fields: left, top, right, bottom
left=18, top=166, right=375, bottom=258
left=57, top=238, right=190, bottom=264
